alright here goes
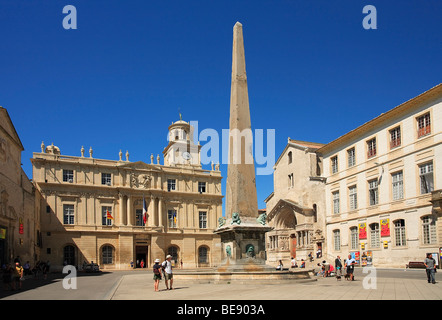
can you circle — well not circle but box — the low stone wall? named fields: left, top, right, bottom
left=173, top=269, right=316, bottom=284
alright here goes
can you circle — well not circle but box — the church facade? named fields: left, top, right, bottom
left=31, top=118, right=223, bottom=271
left=264, top=139, right=326, bottom=266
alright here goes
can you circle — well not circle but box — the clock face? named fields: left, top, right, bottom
left=182, top=152, right=192, bottom=160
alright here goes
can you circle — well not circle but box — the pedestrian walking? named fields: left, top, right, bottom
left=344, top=254, right=356, bottom=281
left=153, top=259, right=162, bottom=292
left=162, top=255, right=174, bottom=290
left=335, top=256, right=343, bottom=279
left=424, top=253, right=437, bottom=284
left=140, top=259, right=145, bottom=268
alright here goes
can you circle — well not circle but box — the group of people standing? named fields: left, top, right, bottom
left=1, top=257, right=51, bottom=291
left=152, top=254, right=174, bottom=292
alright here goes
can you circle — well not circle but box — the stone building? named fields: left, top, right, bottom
left=318, top=84, right=442, bottom=267
left=264, top=139, right=326, bottom=266
left=0, top=107, right=42, bottom=267
left=31, top=118, right=223, bottom=271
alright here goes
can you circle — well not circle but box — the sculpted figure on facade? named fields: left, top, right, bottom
left=130, top=173, right=152, bottom=189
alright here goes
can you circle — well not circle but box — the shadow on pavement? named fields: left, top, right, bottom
left=0, top=270, right=111, bottom=299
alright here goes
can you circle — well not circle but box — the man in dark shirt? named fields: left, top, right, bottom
left=424, top=253, right=437, bottom=284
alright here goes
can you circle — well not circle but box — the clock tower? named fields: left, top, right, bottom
left=162, top=116, right=201, bottom=167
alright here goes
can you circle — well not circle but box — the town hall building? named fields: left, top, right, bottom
left=31, top=118, right=223, bottom=271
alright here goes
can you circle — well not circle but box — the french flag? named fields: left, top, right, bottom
left=143, top=197, right=148, bottom=224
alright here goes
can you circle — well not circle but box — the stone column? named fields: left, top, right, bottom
left=127, top=195, right=132, bottom=226
left=149, top=195, right=156, bottom=226
left=158, top=197, right=163, bottom=227
left=119, top=193, right=124, bottom=226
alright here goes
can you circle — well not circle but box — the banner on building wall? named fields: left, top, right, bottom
left=359, top=223, right=367, bottom=239
left=19, top=218, right=24, bottom=235
left=380, top=219, right=390, bottom=237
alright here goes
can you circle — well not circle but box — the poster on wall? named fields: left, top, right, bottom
left=0, top=228, right=5, bottom=239
left=350, top=251, right=360, bottom=266
left=361, top=252, right=367, bottom=266
left=380, top=219, right=390, bottom=237
left=359, top=223, right=367, bottom=239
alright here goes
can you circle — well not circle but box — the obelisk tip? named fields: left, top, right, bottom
left=234, top=21, right=242, bottom=28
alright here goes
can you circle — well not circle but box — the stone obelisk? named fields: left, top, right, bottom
left=215, top=22, right=271, bottom=265
left=225, top=21, right=258, bottom=220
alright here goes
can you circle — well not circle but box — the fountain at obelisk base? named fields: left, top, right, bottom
left=173, top=22, right=314, bottom=284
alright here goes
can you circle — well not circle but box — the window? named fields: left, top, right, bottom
left=390, top=127, right=401, bottom=149
left=370, top=223, right=380, bottom=248
left=102, top=246, right=113, bottom=264
left=167, top=179, right=176, bottom=191
left=349, top=186, right=357, bottom=210
left=392, top=171, right=404, bottom=200
left=367, top=138, right=376, bottom=158
left=101, top=173, right=112, bottom=185
left=198, top=182, right=206, bottom=193
left=135, top=209, right=145, bottom=226
left=350, top=227, right=358, bottom=250
left=417, top=113, right=431, bottom=138
left=347, top=148, right=355, bottom=167
left=168, top=210, right=177, bottom=228
left=199, top=211, right=207, bottom=229
left=288, top=173, right=294, bottom=188
left=331, top=156, right=338, bottom=174
left=288, top=151, right=292, bottom=164
left=422, top=216, right=437, bottom=245
left=102, top=206, right=113, bottom=226
left=419, top=162, right=434, bottom=194
left=332, top=191, right=340, bottom=214
left=394, top=219, right=406, bottom=247
left=198, top=246, right=208, bottom=264
left=333, top=230, right=341, bottom=251
left=63, top=245, right=75, bottom=265
left=368, top=179, right=379, bottom=206
left=63, top=204, right=75, bottom=225
left=63, top=169, right=74, bottom=183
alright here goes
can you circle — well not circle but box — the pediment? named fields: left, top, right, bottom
left=117, top=161, right=161, bottom=172
left=268, top=198, right=313, bottom=221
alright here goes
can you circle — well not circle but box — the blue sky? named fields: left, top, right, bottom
left=1, top=0, right=441, bottom=212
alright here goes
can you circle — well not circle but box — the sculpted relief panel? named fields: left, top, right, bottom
left=130, top=172, right=152, bottom=189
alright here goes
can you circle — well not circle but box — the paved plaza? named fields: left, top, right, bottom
left=1, top=268, right=441, bottom=301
